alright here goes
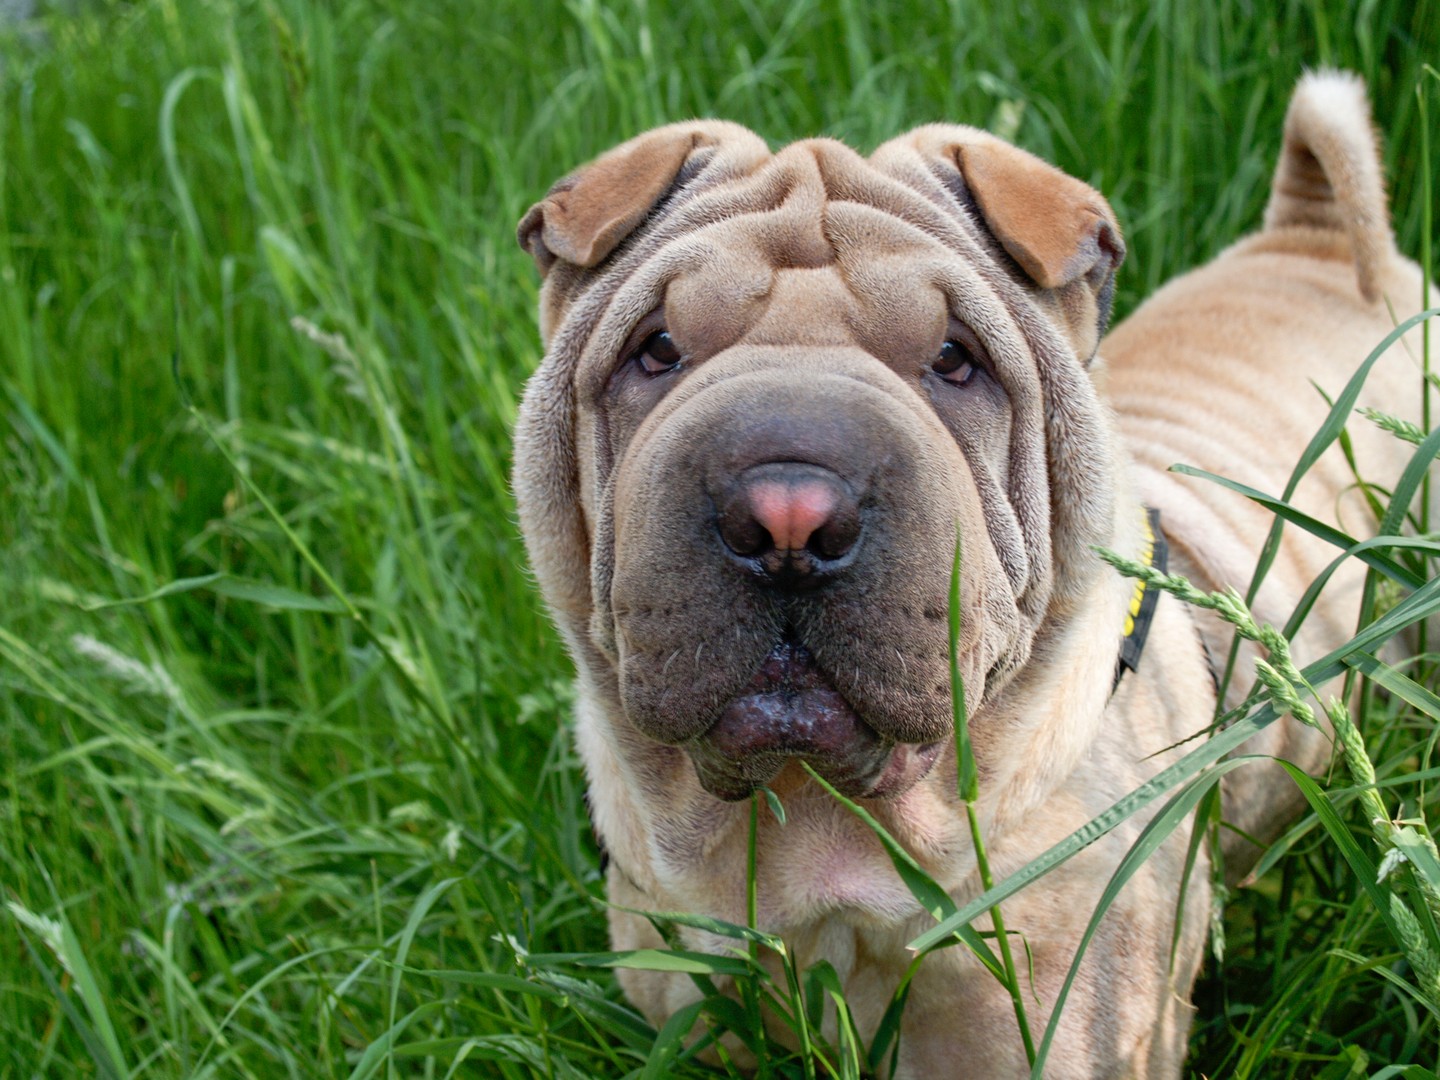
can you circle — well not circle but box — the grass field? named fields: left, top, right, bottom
left=1, top=0, right=1438, bottom=1075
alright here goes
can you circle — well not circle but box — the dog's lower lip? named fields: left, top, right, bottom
left=685, top=642, right=945, bottom=800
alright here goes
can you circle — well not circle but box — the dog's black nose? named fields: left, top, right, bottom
left=715, top=462, right=861, bottom=587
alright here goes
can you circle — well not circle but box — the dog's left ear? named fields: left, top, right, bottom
left=887, top=127, right=1125, bottom=363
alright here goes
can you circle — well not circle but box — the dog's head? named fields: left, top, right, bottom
left=514, top=122, right=1123, bottom=803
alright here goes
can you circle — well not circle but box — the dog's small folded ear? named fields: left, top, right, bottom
left=959, top=135, right=1124, bottom=363
left=518, top=122, right=767, bottom=276
left=953, top=139, right=1123, bottom=294
left=887, top=127, right=1124, bottom=362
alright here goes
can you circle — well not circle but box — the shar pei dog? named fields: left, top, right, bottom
left=512, top=71, right=1428, bottom=1075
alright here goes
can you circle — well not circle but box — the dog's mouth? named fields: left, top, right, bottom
left=686, top=641, right=945, bottom=801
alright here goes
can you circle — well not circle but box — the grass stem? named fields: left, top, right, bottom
left=951, top=529, right=1035, bottom=1063
left=966, top=801, right=1036, bottom=1066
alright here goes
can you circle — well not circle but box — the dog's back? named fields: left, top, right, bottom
left=1101, top=70, right=1431, bottom=863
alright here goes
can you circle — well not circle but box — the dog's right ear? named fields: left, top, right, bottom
left=518, top=122, right=768, bottom=276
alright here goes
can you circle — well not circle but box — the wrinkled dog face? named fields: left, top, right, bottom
left=516, top=123, right=1123, bottom=803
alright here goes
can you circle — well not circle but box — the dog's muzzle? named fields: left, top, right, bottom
left=610, top=349, right=970, bottom=796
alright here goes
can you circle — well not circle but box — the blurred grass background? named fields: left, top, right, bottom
left=0, top=0, right=1436, bottom=1075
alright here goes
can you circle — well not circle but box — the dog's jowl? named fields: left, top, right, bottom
left=513, top=73, right=1429, bottom=1076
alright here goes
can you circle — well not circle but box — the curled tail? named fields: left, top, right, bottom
left=1263, top=69, right=1395, bottom=302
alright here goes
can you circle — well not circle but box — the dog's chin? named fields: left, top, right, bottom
left=682, top=642, right=947, bottom=802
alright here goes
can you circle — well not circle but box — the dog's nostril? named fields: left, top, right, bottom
left=808, top=511, right=861, bottom=560
left=718, top=511, right=770, bottom=557
left=716, top=463, right=861, bottom=580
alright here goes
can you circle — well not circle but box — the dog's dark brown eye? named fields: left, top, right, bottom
left=933, top=339, right=977, bottom=385
left=634, top=331, right=684, bottom=375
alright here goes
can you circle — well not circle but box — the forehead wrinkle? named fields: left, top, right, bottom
left=571, top=131, right=1011, bottom=335
left=633, top=137, right=995, bottom=293
left=742, top=266, right=858, bottom=347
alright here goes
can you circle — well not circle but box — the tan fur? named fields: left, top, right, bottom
left=1105, top=71, right=1429, bottom=868
left=513, top=71, right=1430, bottom=1076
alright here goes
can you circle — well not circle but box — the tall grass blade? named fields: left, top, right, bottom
left=14, top=928, right=130, bottom=1080
left=159, top=68, right=214, bottom=250
left=949, top=528, right=977, bottom=801
left=1168, top=465, right=1424, bottom=588
left=912, top=571, right=1440, bottom=954
left=80, top=572, right=350, bottom=613
left=910, top=707, right=1279, bottom=954
left=348, top=1002, right=451, bottom=1080
left=640, top=999, right=707, bottom=1080
left=1026, top=758, right=1258, bottom=1078
left=1273, top=763, right=1400, bottom=941
left=800, top=764, right=1003, bottom=977
left=1344, top=651, right=1440, bottom=723
left=1376, top=423, right=1440, bottom=536
left=386, top=877, right=461, bottom=1077
left=1282, top=536, right=1440, bottom=640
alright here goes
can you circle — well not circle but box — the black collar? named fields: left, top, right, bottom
left=1112, top=507, right=1167, bottom=693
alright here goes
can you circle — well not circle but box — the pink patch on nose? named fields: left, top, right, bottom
left=749, top=480, right=839, bottom=552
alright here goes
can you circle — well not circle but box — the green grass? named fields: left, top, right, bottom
left=0, top=0, right=1438, bottom=1075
